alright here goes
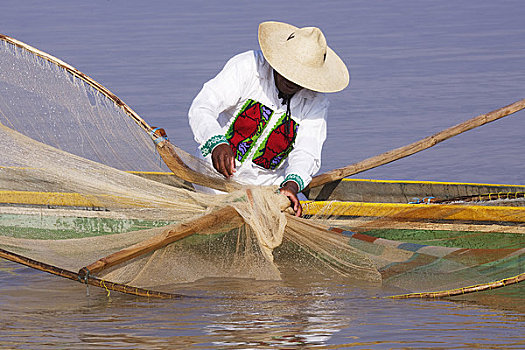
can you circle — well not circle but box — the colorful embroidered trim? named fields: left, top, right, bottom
left=280, top=174, right=305, bottom=192
left=225, top=99, right=273, bottom=163
left=252, top=112, right=298, bottom=170
left=200, top=135, right=229, bottom=157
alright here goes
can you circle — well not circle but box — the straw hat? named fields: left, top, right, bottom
left=258, top=21, right=349, bottom=93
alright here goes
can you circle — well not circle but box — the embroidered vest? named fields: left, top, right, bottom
left=225, top=99, right=298, bottom=170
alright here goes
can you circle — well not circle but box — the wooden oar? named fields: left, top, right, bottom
left=78, top=205, right=243, bottom=278
left=306, top=98, right=525, bottom=191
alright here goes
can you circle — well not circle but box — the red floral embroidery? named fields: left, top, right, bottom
left=225, top=100, right=272, bottom=162
left=252, top=115, right=298, bottom=170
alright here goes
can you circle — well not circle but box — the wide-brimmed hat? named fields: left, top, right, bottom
left=258, top=21, right=349, bottom=93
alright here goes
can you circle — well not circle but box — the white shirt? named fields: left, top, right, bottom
left=188, top=50, right=328, bottom=191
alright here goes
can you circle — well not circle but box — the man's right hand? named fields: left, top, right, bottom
left=211, top=143, right=236, bottom=178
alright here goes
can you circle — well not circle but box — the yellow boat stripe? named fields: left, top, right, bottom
left=302, top=201, right=525, bottom=223
left=0, top=190, right=101, bottom=207
left=0, top=190, right=143, bottom=208
left=1, top=189, right=524, bottom=224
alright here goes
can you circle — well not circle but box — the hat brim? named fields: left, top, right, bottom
left=258, top=21, right=350, bottom=93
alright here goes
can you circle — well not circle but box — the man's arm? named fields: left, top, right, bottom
left=188, top=51, right=255, bottom=174
left=280, top=95, right=329, bottom=216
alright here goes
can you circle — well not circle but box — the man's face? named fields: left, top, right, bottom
left=274, top=70, right=303, bottom=95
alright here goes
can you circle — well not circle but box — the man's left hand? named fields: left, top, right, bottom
left=279, top=181, right=302, bottom=217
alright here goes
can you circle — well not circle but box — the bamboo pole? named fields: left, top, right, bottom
left=79, top=205, right=243, bottom=277
left=155, top=139, right=241, bottom=192
left=307, top=98, right=525, bottom=190
left=389, top=272, right=525, bottom=299
left=0, top=248, right=182, bottom=299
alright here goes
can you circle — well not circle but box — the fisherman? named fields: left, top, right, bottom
left=188, top=21, right=349, bottom=216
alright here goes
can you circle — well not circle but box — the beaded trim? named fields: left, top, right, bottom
left=200, top=135, right=229, bottom=157
left=280, top=174, right=305, bottom=192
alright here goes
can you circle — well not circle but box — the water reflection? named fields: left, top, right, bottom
left=0, top=259, right=523, bottom=348
left=197, top=278, right=357, bottom=348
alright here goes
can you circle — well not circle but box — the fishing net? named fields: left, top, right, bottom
left=0, top=35, right=379, bottom=294
left=302, top=201, right=524, bottom=295
left=0, top=34, right=523, bottom=298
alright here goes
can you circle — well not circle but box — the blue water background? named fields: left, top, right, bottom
left=3, top=0, right=523, bottom=185
left=1, top=1, right=524, bottom=348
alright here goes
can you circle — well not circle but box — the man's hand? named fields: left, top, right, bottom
left=279, top=181, right=302, bottom=217
left=211, top=143, right=236, bottom=178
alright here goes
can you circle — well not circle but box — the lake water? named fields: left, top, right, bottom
left=1, top=0, right=524, bottom=348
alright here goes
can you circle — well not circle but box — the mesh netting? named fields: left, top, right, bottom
left=0, top=39, right=164, bottom=172
left=0, top=35, right=380, bottom=293
left=0, top=34, right=522, bottom=297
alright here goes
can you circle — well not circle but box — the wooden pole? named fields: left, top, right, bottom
left=307, top=98, right=525, bottom=190
left=79, top=205, right=243, bottom=277
left=0, top=248, right=182, bottom=298
left=389, top=272, right=525, bottom=299
left=155, top=140, right=242, bottom=193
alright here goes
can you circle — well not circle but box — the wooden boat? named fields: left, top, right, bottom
left=303, top=178, right=525, bottom=204
left=1, top=191, right=523, bottom=299
left=1, top=171, right=523, bottom=299
left=1, top=33, right=523, bottom=299
left=4, top=171, right=523, bottom=224
left=130, top=171, right=525, bottom=205
left=2, top=169, right=524, bottom=210
left=133, top=172, right=525, bottom=299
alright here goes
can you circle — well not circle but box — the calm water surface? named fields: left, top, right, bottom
left=1, top=259, right=524, bottom=349
left=1, top=0, right=524, bottom=348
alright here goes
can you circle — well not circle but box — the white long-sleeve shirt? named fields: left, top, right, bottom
left=188, top=50, right=328, bottom=191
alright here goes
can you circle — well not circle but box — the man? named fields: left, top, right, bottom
left=188, top=21, right=349, bottom=216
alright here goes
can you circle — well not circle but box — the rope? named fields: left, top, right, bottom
left=434, top=191, right=525, bottom=204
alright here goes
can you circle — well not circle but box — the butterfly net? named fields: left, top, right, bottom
left=0, top=35, right=522, bottom=297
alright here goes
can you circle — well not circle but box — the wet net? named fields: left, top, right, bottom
left=301, top=201, right=524, bottom=296
left=0, top=34, right=523, bottom=298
